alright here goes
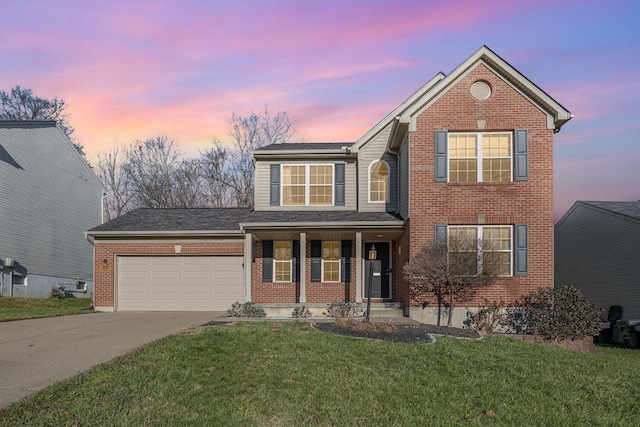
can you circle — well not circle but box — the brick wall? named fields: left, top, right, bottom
left=404, top=63, right=555, bottom=307
left=93, top=241, right=244, bottom=309
left=252, top=240, right=356, bottom=303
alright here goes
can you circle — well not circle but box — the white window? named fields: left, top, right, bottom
left=449, top=132, right=512, bottom=182
left=274, top=241, right=292, bottom=282
left=322, top=241, right=341, bottom=282
left=448, top=226, right=512, bottom=276
left=369, top=160, right=389, bottom=203
left=282, top=164, right=334, bottom=206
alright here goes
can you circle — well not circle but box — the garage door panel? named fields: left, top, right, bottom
left=117, top=256, right=243, bottom=311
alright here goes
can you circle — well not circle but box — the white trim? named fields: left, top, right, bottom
left=367, top=160, right=390, bottom=203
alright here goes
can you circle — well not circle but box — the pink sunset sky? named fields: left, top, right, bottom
left=1, top=0, right=638, bottom=220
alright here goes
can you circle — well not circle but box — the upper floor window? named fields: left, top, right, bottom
left=449, top=132, right=512, bottom=183
left=369, top=160, right=389, bottom=203
left=282, top=164, right=334, bottom=206
left=274, top=241, right=292, bottom=282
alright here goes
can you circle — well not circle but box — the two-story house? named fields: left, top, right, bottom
left=1, top=121, right=104, bottom=298
left=87, top=46, right=572, bottom=325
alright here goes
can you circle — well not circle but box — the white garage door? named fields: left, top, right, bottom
left=117, top=256, right=244, bottom=311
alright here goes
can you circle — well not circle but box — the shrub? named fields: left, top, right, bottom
left=291, top=305, right=312, bottom=318
left=464, top=299, right=509, bottom=333
left=324, top=301, right=363, bottom=320
left=509, top=285, right=601, bottom=341
left=227, top=301, right=266, bottom=318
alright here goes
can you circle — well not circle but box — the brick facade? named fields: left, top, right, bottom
left=93, top=241, right=244, bottom=309
left=403, top=63, right=555, bottom=308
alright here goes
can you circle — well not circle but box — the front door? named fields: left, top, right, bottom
left=364, top=242, right=390, bottom=299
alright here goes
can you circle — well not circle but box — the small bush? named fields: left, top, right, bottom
left=291, top=305, right=312, bottom=318
left=509, top=285, right=601, bottom=341
left=464, top=299, right=509, bottom=333
left=324, top=301, right=364, bottom=320
left=227, top=301, right=266, bottom=318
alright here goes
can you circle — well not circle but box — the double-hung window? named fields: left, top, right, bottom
left=449, top=132, right=512, bottom=182
left=282, top=164, right=334, bottom=206
left=322, top=241, right=341, bottom=282
left=448, top=226, right=512, bottom=276
left=369, top=160, right=389, bottom=203
left=274, top=241, right=292, bottom=282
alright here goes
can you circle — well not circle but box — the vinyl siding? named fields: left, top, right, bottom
left=0, top=122, right=103, bottom=282
left=555, top=203, right=640, bottom=319
left=254, top=160, right=356, bottom=211
left=358, top=124, right=398, bottom=212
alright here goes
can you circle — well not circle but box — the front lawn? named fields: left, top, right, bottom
left=1, top=321, right=639, bottom=426
left=0, top=297, right=92, bottom=322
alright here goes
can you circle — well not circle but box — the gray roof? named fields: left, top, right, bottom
left=88, top=208, right=254, bottom=233
left=88, top=208, right=404, bottom=235
left=581, top=201, right=640, bottom=221
left=254, top=142, right=352, bottom=151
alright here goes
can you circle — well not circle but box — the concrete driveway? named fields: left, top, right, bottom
left=0, top=312, right=228, bottom=408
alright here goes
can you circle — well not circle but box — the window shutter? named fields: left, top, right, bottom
left=335, top=163, right=345, bottom=206
left=270, top=164, right=280, bottom=206
left=434, top=130, right=448, bottom=182
left=262, top=240, right=273, bottom=282
left=341, top=240, right=352, bottom=282
left=292, top=240, right=300, bottom=282
left=515, top=224, right=528, bottom=276
left=514, top=129, right=528, bottom=181
left=435, top=224, right=448, bottom=244
left=311, top=240, right=322, bottom=282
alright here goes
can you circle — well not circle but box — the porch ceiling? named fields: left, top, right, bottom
left=249, top=229, right=405, bottom=242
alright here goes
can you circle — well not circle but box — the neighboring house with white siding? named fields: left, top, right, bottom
left=87, top=46, right=572, bottom=325
left=0, top=121, right=104, bottom=298
left=555, top=200, right=640, bottom=319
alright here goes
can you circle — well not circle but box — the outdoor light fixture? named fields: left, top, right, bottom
left=101, top=259, right=109, bottom=269
left=4, top=258, right=15, bottom=269
left=368, top=245, right=377, bottom=260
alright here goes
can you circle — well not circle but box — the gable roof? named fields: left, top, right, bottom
left=352, top=45, right=573, bottom=152
left=556, top=201, right=640, bottom=228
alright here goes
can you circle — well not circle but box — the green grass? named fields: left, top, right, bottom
left=0, top=296, right=92, bottom=322
left=1, top=322, right=639, bottom=426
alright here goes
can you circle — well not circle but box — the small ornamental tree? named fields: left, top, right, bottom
left=403, top=233, right=502, bottom=327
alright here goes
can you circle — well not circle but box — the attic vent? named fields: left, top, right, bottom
left=471, top=81, right=491, bottom=100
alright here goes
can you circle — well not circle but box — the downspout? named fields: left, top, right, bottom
left=387, top=116, right=403, bottom=215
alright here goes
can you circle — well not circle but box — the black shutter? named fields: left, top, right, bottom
left=292, top=240, right=300, bottom=282
left=341, top=240, right=352, bottom=282
left=335, top=163, right=345, bottom=206
left=270, top=164, right=280, bottom=206
left=262, top=240, right=273, bottom=282
left=515, top=224, right=528, bottom=276
left=311, top=240, right=322, bottom=282
left=435, top=224, right=448, bottom=244
left=434, top=130, right=448, bottom=182
left=514, top=129, right=528, bottom=181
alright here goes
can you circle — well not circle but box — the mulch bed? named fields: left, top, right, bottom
left=313, top=321, right=481, bottom=343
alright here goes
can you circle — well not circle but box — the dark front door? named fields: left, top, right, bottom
left=364, top=242, right=390, bottom=299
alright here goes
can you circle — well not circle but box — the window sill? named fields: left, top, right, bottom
left=447, top=181, right=515, bottom=187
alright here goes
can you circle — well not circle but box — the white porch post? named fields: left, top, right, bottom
left=299, top=232, right=306, bottom=303
left=355, top=232, right=362, bottom=302
left=244, top=232, right=252, bottom=302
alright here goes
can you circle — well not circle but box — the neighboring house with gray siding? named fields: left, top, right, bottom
left=555, top=201, right=640, bottom=319
left=0, top=121, right=104, bottom=298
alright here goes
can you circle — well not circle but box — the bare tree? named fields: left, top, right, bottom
left=225, top=106, right=297, bottom=206
left=96, top=146, right=133, bottom=221
left=200, top=141, right=234, bottom=208
left=0, top=85, right=85, bottom=157
left=403, top=231, right=503, bottom=327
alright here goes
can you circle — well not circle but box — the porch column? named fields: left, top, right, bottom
left=299, top=232, right=306, bottom=303
left=244, top=232, right=252, bottom=302
left=355, top=232, right=362, bottom=302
